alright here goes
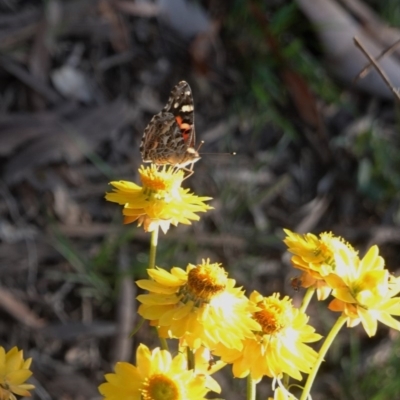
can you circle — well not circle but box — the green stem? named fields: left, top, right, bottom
left=299, top=287, right=315, bottom=314
left=158, top=336, right=169, bottom=351
left=246, top=375, right=256, bottom=400
left=299, top=314, right=347, bottom=400
left=186, top=347, right=195, bottom=370
left=148, top=227, right=159, bottom=269
left=282, top=372, right=289, bottom=389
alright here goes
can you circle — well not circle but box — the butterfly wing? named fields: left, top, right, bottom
left=140, top=112, right=183, bottom=164
left=163, top=81, right=196, bottom=148
left=140, top=81, right=199, bottom=167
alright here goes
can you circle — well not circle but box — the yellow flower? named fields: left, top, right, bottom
left=325, top=245, right=400, bottom=337
left=105, top=165, right=212, bottom=233
left=0, top=346, right=34, bottom=400
left=283, top=229, right=358, bottom=300
left=213, top=291, right=321, bottom=382
left=136, top=259, right=260, bottom=350
left=98, top=344, right=220, bottom=400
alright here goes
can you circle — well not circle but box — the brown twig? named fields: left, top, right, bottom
left=354, top=38, right=400, bottom=81
left=353, top=36, right=400, bottom=102
left=0, top=286, right=45, bottom=329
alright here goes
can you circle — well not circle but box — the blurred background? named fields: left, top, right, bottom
left=1, top=0, right=400, bottom=399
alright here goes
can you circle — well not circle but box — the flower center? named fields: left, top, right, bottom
left=140, top=165, right=184, bottom=194
left=312, top=239, right=335, bottom=267
left=140, top=374, right=180, bottom=400
left=253, top=297, right=292, bottom=335
left=184, top=262, right=227, bottom=304
left=316, top=242, right=330, bottom=258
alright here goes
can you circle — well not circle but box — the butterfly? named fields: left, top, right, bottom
left=140, top=81, right=201, bottom=169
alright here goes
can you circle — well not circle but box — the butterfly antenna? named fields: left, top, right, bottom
left=200, top=151, right=236, bottom=156
left=197, top=140, right=236, bottom=156
left=196, top=141, right=205, bottom=152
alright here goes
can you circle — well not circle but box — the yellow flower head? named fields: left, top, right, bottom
left=98, top=344, right=220, bottom=400
left=137, top=259, right=260, bottom=350
left=105, top=165, right=212, bottom=233
left=283, top=229, right=357, bottom=300
left=0, top=346, right=34, bottom=400
left=213, top=291, right=322, bottom=382
left=326, top=245, right=400, bottom=337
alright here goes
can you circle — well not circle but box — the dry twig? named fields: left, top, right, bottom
left=353, top=36, right=400, bottom=102
left=354, top=38, right=400, bottom=81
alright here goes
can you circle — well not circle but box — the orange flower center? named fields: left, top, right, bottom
left=184, top=262, right=227, bottom=304
left=254, top=298, right=292, bottom=335
left=140, top=166, right=184, bottom=194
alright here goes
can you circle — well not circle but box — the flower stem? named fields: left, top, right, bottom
left=246, top=375, right=256, bottom=400
left=148, top=227, right=159, bottom=269
left=299, top=314, right=347, bottom=400
left=186, top=347, right=195, bottom=370
left=299, top=287, right=315, bottom=313
left=282, top=372, right=289, bottom=389
left=159, top=336, right=169, bottom=351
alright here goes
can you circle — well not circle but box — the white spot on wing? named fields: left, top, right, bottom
left=181, top=105, right=194, bottom=112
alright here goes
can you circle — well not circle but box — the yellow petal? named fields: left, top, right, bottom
left=359, top=245, right=384, bottom=272
left=376, top=312, right=400, bottom=331
left=332, top=288, right=356, bottom=303
left=136, top=344, right=152, bottom=376
left=357, top=307, right=378, bottom=337
left=135, top=280, right=178, bottom=294
left=379, top=298, right=400, bottom=315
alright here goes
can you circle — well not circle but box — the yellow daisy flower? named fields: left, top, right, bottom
left=0, top=346, right=34, bottom=400
left=213, top=291, right=322, bottom=382
left=105, top=165, right=212, bottom=233
left=325, top=245, right=400, bottom=337
left=136, top=259, right=261, bottom=350
left=98, top=344, right=220, bottom=400
left=283, top=229, right=358, bottom=300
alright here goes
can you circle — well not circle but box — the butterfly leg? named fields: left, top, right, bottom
left=182, top=165, right=195, bottom=180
